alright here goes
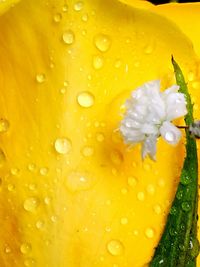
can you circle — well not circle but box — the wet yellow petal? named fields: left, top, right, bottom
left=117, top=0, right=153, bottom=9
left=0, top=0, right=199, bottom=266
left=150, top=3, right=200, bottom=59
left=0, top=0, right=20, bottom=15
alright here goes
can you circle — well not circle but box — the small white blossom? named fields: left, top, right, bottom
left=120, top=80, right=187, bottom=160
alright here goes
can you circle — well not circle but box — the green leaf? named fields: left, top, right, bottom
left=150, top=58, right=199, bottom=267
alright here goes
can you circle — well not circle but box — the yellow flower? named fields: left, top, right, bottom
left=0, top=1, right=199, bottom=266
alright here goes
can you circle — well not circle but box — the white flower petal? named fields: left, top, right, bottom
left=142, top=135, right=157, bottom=160
left=164, top=92, right=187, bottom=120
left=160, top=121, right=182, bottom=145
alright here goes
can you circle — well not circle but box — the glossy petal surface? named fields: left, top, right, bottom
left=0, top=1, right=199, bottom=267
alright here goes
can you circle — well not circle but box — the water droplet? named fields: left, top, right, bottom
left=121, top=188, right=128, bottom=195
left=133, top=230, right=139, bottom=236
left=28, top=163, right=36, bottom=172
left=146, top=184, right=155, bottom=195
left=114, top=59, right=122, bottom=68
left=39, top=167, right=49, bottom=176
left=60, top=88, right=66, bottom=94
left=74, top=1, right=83, bottom=11
left=158, top=178, right=165, bottom=187
left=7, top=184, right=15, bottom=191
left=4, top=245, right=11, bottom=254
left=54, top=137, right=72, bottom=154
left=44, top=196, right=51, bottom=205
left=24, top=258, right=36, bottom=267
left=62, top=30, right=75, bottom=45
left=110, top=150, right=123, bottom=165
left=120, top=217, right=128, bottom=225
left=188, top=71, right=195, bottom=82
left=62, top=4, right=68, bottom=12
left=0, top=149, right=6, bottom=166
left=170, top=206, right=177, bottom=215
left=0, top=119, right=9, bottom=133
left=107, top=240, right=124, bottom=256
left=145, top=228, right=154, bottom=238
left=23, top=197, right=40, bottom=212
left=36, top=220, right=45, bottom=230
left=82, top=13, right=88, bottom=22
left=127, top=177, right=138, bottom=187
left=77, top=91, right=94, bottom=108
left=10, top=168, right=20, bottom=176
left=180, top=170, right=191, bottom=185
left=20, top=243, right=32, bottom=254
left=36, top=73, right=46, bottom=83
left=66, top=171, right=93, bottom=192
left=51, top=215, right=58, bottom=223
left=153, top=204, right=162, bottom=215
left=143, top=163, right=151, bottom=171
left=93, top=55, right=104, bottom=70
left=165, top=131, right=176, bottom=143
left=144, top=44, right=154, bottom=55
left=192, top=81, right=200, bottom=89
left=189, top=237, right=200, bottom=258
left=53, top=13, right=62, bottom=23
left=96, top=132, right=105, bottom=142
left=169, top=227, right=177, bottom=237
left=81, top=146, right=94, bottom=157
left=181, top=201, right=191, bottom=212
left=137, top=191, right=145, bottom=201
left=28, top=184, right=36, bottom=191
left=94, top=34, right=111, bottom=52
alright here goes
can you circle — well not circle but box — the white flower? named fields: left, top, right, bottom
left=120, top=80, right=187, bottom=160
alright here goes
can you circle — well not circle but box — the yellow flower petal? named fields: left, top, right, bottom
left=0, top=0, right=20, bottom=16
left=0, top=1, right=199, bottom=266
left=117, top=0, right=153, bottom=9
left=150, top=3, right=200, bottom=58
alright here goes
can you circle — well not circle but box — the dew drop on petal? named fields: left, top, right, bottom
left=94, top=34, right=111, bottom=52
left=82, top=13, right=88, bottom=22
left=107, top=240, right=124, bottom=256
left=153, top=204, right=162, bottom=215
left=54, top=138, right=72, bottom=154
left=114, top=59, right=122, bottom=68
left=74, top=1, right=84, bottom=11
left=10, top=168, right=20, bottom=176
left=77, top=91, right=94, bottom=108
left=36, top=73, right=46, bottom=83
left=66, top=171, right=93, bottom=192
left=0, top=119, right=9, bottom=133
left=96, top=132, right=105, bottom=142
left=24, top=258, right=36, bottom=267
left=127, top=177, right=138, bottom=187
left=4, top=246, right=11, bottom=254
left=36, top=220, right=45, bottom=230
left=120, top=217, right=128, bottom=225
left=39, top=167, right=49, bottom=176
left=62, top=30, right=75, bottom=45
left=145, top=228, right=155, bottom=239
left=146, top=184, right=155, bottom=195
left=20, top=243, right=32, bottom=254
left=81, top=146, right=94, bottom=157
left=137, top=191, right=145, bottom=201
left=23, top=197, right=40, bottom=212
left=53, top=13, right=62, bottom=23
left=62, top=4, right=68, bottom=12
left=93, top=55, right=104, bottom=70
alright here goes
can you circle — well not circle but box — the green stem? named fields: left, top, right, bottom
left=150, top=58, right=199, bottom=267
